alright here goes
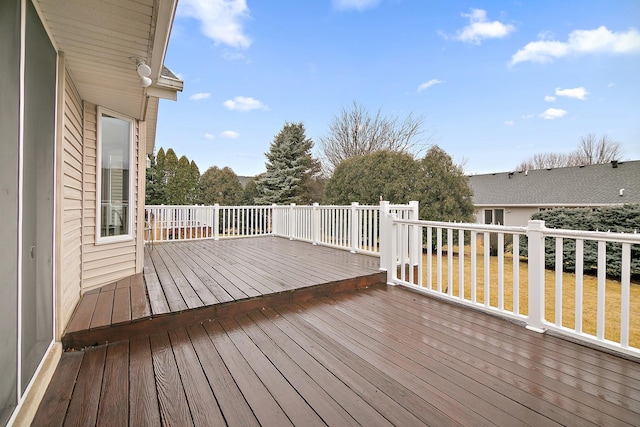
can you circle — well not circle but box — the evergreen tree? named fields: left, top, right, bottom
left=255, top=122, right=320, bottom=204
left=163, top=149, right=180, bottom=203
left=199, top=166, right=244, bottom=205
left=145, top=152, right=166, bottom=204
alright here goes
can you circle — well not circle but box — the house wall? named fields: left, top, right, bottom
left=474, top=206, right=539, bottom=227
left=81, top=102, right=140, bottom=291
left=57, top=67, right=84, bottom=336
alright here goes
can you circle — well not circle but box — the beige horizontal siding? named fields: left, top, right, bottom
left=81, top=102, right=138, bottom=292
left=59, top=70, right=83, bottom=331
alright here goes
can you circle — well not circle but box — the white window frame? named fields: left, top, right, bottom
left=95, top=106, right=135, bottom=244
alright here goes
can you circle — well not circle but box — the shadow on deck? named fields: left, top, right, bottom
left=36, top=237, right=640, bottom=426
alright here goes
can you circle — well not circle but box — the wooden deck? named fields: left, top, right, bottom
left=37, top=284, right=639, bottom=426
left=63, top=237, right=384, bottom=349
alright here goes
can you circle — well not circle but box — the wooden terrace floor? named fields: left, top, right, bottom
left=63, top=237, right=384, bottom=349
left=37, top=284, right=639, bottom=426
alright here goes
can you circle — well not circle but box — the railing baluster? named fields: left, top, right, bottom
left=458, top=229, right=464, bottom=299
left=597, top=241, right=606, bottom=340
left=512, top=234, right=519, bottom=314
left=498, top=232, right=504, bottom=310
left=620, top=243, right=631, bottom=347
left=471, top=230, right=477, bottom=303
left=427, top=227, right=433, bottom=290
left=484, top=232, right=490, bottom=307
left=447, top=228, right=453, bottom=296
left=555, top=237, right=563, bottom=327
left=575, top=239, right=584, bottom=334
left=436, top=228, right=442, bottom=293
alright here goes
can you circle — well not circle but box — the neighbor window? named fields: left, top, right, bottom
left=484, top=209, right=504, bottom=225
left=97, top=108, right=134, bottom=242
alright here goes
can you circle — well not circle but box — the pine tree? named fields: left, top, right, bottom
left=145, top=152, right=166, bottom=204
left=255, top=122, right=319, bottom=205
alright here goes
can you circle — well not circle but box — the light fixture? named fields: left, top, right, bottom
left=131, top=58, right=153, bottom=87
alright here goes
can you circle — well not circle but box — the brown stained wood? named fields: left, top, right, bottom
left=64, top=345, right=107, bottom=426
left=218, top=317, right=327, bottom=427
left=155, top=244, right=203, bottom=309
left=277, top=304, right=461, bottom=427
left=170, top=247, right=235, bottom=304
left=116, top=276, right=131, bottom=289
left=101, top=282, right=116, bottom=292
left=261, top=306, right=427, bottom=427
left=168, top=328, right=226, bottom=426
left=65, top=292, right=99, bottom=333
left=90, top=290, right=114, bottom=329
left=111, top=286, right=131, bottom=324
left=352, top=288, right=639, bottom=425
left=161, top=243, right=218, bottom=306
left=368, top=287, right=640, bottom=403
left=150, top=332, right=193, bottom=426
left=234, top=313, right=360, bottom=426
left=31, top=352, right=84, bottom=427
left=129, top=336, right=161, bottom=427
left=96, top=341, right=129, bottom=426
left=185, top=324, right=260, bottom=427
left=149, top=247, right=188, bottom=312
left=303, top=296, right=533, bottom=427
left=130, top=282, right=151, bottom=319
left=202, top=320, right=293, bottom=427
left=144, top=272, right=170, bottom=315
left=246, top=310, right=394, bottom=427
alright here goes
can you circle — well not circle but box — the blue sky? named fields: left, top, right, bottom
left=156, top=0, right=640, bottom=176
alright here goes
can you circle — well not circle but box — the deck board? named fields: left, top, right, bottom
left=39, top=284, right=640, bottom=426
left=48, top=236, right=640, bottom=426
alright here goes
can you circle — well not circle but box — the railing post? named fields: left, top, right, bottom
left=213, top=204, right=220, bottom=240
left=289, top=203, right=296, bottom=240
left=409, top=200, right=420, bottom=269
left=350, top=202, right=359, bottom=253
left=379, top=201, right=398, bottom=284
left=271, top=204, right=278, bottom=235
left=526, top=220, right=546, bottom=333
left=312, top=203, right=320, bottom=245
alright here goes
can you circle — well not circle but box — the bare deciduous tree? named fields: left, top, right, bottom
left=576, top=133, right=623, bottom=165
left=515, top=134, right=623, bottom=171
left=319, top=101, right=429, bottom=174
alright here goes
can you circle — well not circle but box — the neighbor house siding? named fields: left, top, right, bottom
left=474, top=206, right=539, bottom=227
left=59, top=69, right=84, bottom=330
left=81, top=102, right=138, bottom=291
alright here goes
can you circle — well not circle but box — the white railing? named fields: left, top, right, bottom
left=144, top=205, right=272, bottom=242
left=381, top=215, right=640, bottom=358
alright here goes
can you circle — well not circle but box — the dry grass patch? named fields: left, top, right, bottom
left=418, top=246, right=639, bottom=349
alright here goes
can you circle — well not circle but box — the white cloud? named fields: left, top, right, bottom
left=539, top=108, right=567, bottom=120
left=544, top=95, right=556, bottom=102
left=332, top=0, right=380, bottom=11
left=454, top=9, right=515, bottom=44
left=189, top=92, right=211, bottom=101
left=177, top=0, right=252, bottom=49
left=220, top=130, right=240, bottom=139
left=204, top=133, right=215, bottom=140
left=417, top=79, right=443, bottom=92
left=511, top=26, right=640, bottom=65
left=504, top=120, right=514, bottom=126
left=223, top=96, right=269, bottom=111
left=555, top=87, right=588, bottom=100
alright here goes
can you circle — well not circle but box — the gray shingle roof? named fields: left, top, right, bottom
left=468, top=160, right=640, bottom=206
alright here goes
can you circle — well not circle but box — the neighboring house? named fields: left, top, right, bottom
left=0, top=0, right=182, bottom=424
left=468, top=160, right=640, bottom=227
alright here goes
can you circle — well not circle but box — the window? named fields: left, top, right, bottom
left=484, top=209, right=504, bottom=225
left=97, top=108, right=134, bottom=242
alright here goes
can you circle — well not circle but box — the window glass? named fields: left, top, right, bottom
left=99, top=113, right=132, bottom=239
left=494, top=209, right=504, bottom=225
left=484, top=209, right=493, bottom=225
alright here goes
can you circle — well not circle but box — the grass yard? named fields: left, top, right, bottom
left=418, top=245, right=640, bottom=349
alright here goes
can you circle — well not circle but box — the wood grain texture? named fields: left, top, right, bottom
left=129, top=336, right=161, bottom=427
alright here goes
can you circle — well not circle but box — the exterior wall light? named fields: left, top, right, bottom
left=132, top=58, right=152, bottom=87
